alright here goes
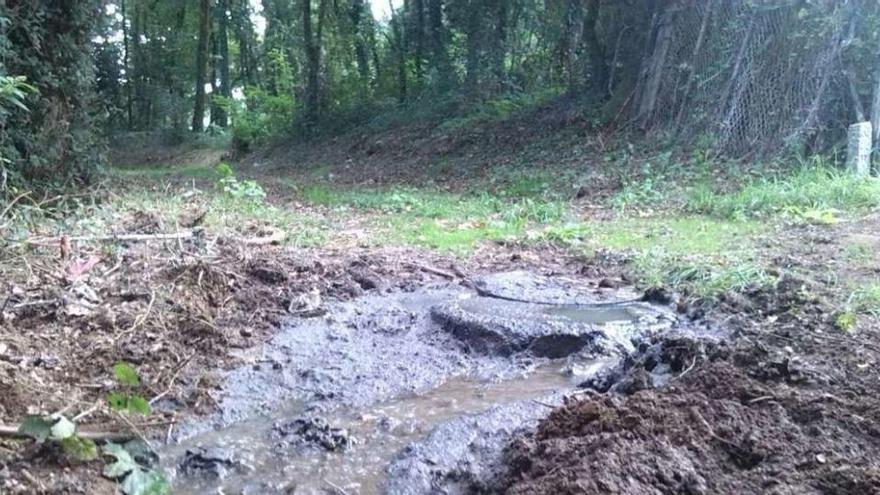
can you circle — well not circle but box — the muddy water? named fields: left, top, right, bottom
left=163, top=361, right=600, bottom=494
left=160, top=272, right=677, bottom=494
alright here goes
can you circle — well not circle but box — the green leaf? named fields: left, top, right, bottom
left=102, top=443, right=169, bottom=495
left=60, top=436, right=98, bottom=462
left=121, top=468, right=170, bottom=495
left=103, top=443, right=137, bottom=478
left=18, top=416, right=52, bottom=443
left=107, top=393, right=151, bottom=416
left=107, top=392, right=127, bottom=411
left=112, top=362, right=141, bottom=386
left=127, top=396, right=151, bottom=416
left=49, top=415, right=76, bottom=440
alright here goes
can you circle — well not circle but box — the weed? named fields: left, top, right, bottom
left=215, top=163, right=266, bottom=202
left=834, top=311, right=857, bottom=332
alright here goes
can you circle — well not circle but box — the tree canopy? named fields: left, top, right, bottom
left=2, top=0, right=880, bottom=187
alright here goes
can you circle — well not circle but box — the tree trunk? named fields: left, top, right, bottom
left=464, top=0, right=482, bottom=95
left=581, top=0, right=608, bottom=97
left=209, top=28, right=220, bottom=126
left=413, top=0, right=425, bottom=84
left=121, top=0, right=133, bottom=130
left=216, top=0, right=231, bottom=127
left=491, top=0, right=508, bottom=91
left=636, top=0, right=677, bottom=129
left=427, top=0, right=450, bottom=90
left=303, top=0, right=321, bottom=122
left=350, top=0, right=372, bottom=98
left=391, top=0, right=408, bottom=102
left=192, top=0, right=211, bottom=132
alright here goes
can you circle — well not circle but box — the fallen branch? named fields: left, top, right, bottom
left=25, top=232, right=195, bottom=246
left=0, top=424, right=135, bottom=442
left=411, top=263, right=457, bottom=280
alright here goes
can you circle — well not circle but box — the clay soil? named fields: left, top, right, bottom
left=497, top=216, right=880, bottom=495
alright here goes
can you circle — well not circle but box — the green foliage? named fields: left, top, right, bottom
left=17, top=414, right=98, bottom=462
left=834, top=311, right=857, bottom=333
left=60, top=436, right=100, bottom=462
left=218, top=84, right=295, bottom=152
left=300, top=184, right=566, bottom=252
left=215, top=163, right=266, bottom=202
left=438, top=90, right=561, bottom=131
left=112, top=362, right=141, bottom=386
left=1, top=2, right=105, bottom=188
left=686, top=160, right=880, bottom=220
left=106, top=362, right=150, bottom=416
left=0, top=75, right=35, bottom=115
left=536, top=216, right=768, bottom=296
left=103, top=443, right=170, bottom=495
left=848, top=283, right=880, bottom=315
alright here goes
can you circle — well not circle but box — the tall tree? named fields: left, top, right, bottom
left=302, top=0, right=321, bottom=122
left=581, top=0, right=608, bottom=96
left=193, top=0, right=212, bottom=132
left=211, top=0, right=231, bottom=127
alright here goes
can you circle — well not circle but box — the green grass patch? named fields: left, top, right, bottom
left=111, top=164, right=217, bottom=179
left=848, top=283, right=880, bottom=314
left=686, top=163, right=880, bottom=220
left=300, top=184, right=566, bottom=253
left=538, top=216, right=769, bottom=296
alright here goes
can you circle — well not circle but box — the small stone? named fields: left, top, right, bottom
left=816, top=453, right=827, bottom=464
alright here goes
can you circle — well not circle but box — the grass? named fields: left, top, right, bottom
left=686, top=162, right=880, bottom=220
left=299, top=183, right=566, bottom=253
left=111, top=164, right=217, bottom=179
left=848, top=283, right=880, bottom=314
left=538, top=217, right=769, bottom=296
left=100, top=155, right=879, bottom=299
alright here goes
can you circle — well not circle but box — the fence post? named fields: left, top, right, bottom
left=846, top=122, right=872, bottom=177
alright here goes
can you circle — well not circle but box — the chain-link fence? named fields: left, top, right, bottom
left=601, top=0, right=879, bottom=158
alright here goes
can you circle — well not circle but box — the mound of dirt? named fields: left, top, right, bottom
left=496, top=277, right=880, bottom=494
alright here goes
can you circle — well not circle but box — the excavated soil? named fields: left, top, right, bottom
left=496, top=219, right=880, bottom=494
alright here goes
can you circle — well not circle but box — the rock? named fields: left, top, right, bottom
left=273, top=417, right=352, bottom=452
left=599, top=278, right=622, bottom=289
left=430, top=297, right=601, bottom=357
left=431, top=295, right=666, bottom=358
left=179, top=447, right=242, bottom=479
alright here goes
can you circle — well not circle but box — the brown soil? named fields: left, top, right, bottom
left=497, top=215, right=880, bottom=495
left=0, top=193, right=591, bottom=493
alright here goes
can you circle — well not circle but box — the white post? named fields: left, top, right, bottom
left=847, top=122, right=873, bottom=177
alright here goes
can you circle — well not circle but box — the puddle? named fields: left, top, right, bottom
left=163, top=361, right=598, bottom=494
left=541, top=303, right=646, bottom=324
left=160, top=272, right=678, bottom=494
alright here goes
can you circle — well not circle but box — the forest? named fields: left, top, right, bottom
left=2, top=1, right=880, bottom=494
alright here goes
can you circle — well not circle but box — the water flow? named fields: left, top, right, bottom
left=163, top=360, right=598, bottom=494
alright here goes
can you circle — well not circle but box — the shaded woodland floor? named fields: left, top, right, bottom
left=2, top=104, right=880, bottom=493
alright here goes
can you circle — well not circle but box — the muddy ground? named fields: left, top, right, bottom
left=0, top=188, right=601, bottom=493
left=495, top=218, right=880, bottom=494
